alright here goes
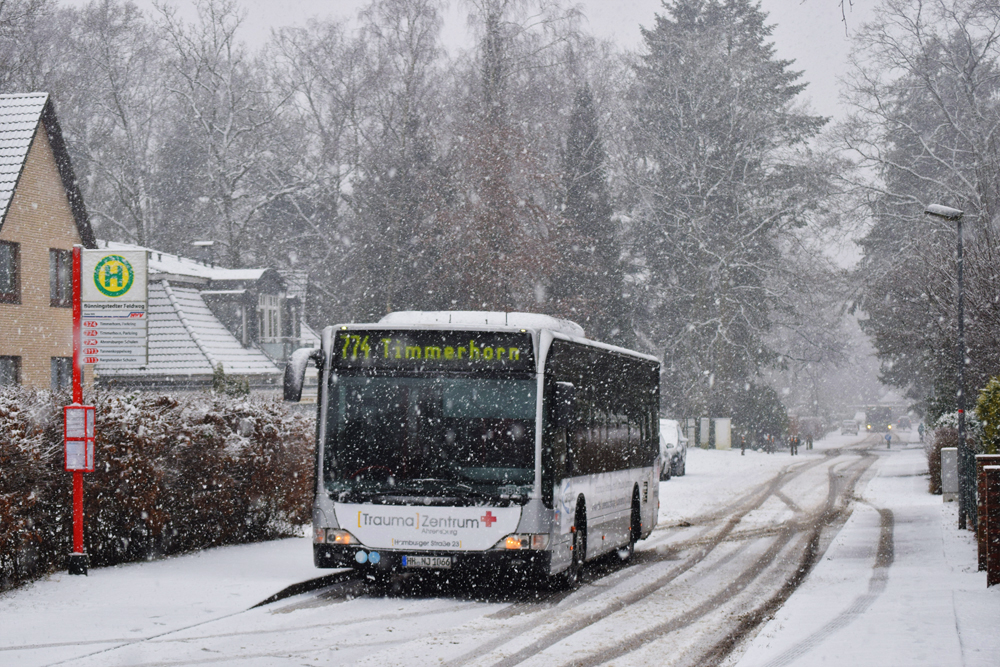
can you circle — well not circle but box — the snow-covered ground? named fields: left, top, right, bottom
left=730, top=434, right=1000, bottom=667
left=658, top=441, right=809, bottom=526
left=1, top=429, right=996, bottom=666
left=0, top=536, right=329, bottom=665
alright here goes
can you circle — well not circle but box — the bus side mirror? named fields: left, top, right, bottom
left=554, top=382, right=576, bottom=428
left=284, top=347, right=322, bottom=402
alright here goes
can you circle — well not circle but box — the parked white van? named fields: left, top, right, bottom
left=659, top=418, right=688, bottom=480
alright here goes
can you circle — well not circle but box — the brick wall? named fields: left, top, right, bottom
left=0, top=122, right=81, bottom=389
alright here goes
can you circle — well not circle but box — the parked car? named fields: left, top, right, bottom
left=841, top=419, right=859, bottom=435
left=659, top=418, right=688, bottom=480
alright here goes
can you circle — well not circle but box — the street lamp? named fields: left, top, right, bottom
left=924, top=204, right=975, bottom=530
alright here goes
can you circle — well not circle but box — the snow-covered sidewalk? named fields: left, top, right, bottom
left=0, top=536, right=323, bottom=666
left=731, top=440, right=1000, bottom=667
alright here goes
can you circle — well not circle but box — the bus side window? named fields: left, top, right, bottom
left=554, top=423, right=569, bottom=478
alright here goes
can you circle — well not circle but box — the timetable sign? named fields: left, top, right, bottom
left=81, top=250, right=149, bottom=367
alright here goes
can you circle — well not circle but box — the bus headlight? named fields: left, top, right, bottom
left=315, top=528, right=358, bottom=545
left=500, top=534, right=550, bottom=550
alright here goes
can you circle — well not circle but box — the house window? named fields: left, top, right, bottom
left=51, top=357, right=72, bottom=391
left=0, top=356, right=20, bottom=386
left=0, top=241, right=19, bottom=304
left=50, top=249, right=72, bottom=307
left=258, top=294, right=282, bottom=342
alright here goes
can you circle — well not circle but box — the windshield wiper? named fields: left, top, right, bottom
left=394, top=477, right=479, bottom=496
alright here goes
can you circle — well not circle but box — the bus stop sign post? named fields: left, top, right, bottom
left=67, top=245, right=94, bottom=576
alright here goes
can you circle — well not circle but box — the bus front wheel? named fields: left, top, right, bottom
left=548, top=502, right=586, bottom=590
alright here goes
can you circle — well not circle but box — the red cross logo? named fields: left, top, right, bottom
left=481, top=511, right=497, bottom=527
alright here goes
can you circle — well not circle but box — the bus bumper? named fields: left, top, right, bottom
left=314, top=543, right=553, bottom=576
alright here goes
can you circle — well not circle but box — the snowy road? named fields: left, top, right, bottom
left=2, top=431, right=910, bottom=667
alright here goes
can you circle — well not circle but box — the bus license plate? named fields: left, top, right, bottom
left=402, top=555, right=452, bottom=569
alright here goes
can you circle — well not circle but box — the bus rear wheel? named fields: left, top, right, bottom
left=618, top=492, right=641, bottom=562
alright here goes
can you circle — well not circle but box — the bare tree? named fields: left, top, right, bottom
left=62, top=0, right=166, bottom=247
left=347, top=0, right=449, bottom=318
left=431, top=0, right=584, bottom=311
left=156, top=0, right=298, bottom=267
left=0, top=0, right=55, bottom=92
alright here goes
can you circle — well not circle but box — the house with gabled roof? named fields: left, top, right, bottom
left=93, top=241, right=319, bottom=393
left=0, top=92, right=97, bottom=389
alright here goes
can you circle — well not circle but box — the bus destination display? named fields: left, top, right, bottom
left=335, top=330, right=534, bottom=371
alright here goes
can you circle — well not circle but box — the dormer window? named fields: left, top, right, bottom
left=258, top=293, right=282, bottom=343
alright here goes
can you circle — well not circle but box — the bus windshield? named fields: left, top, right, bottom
left=324, top=375, right=536, bottom=500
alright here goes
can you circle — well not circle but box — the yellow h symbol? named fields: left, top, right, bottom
left=103, top=263, right=124, bottom=288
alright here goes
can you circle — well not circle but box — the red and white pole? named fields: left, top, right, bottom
left=68, top=245, right=87, bottom=575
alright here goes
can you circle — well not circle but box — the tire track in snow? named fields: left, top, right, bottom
left=690, top=447, right=882, bottom=667
left=567, top=452, right=878, bottom=667
left=445, top=453, right=839, bottom=667
left=750, top=505, right=895, bottom=667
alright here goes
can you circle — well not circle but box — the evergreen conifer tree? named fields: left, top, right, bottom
left=631, top=0, right=827, bottom=418
left=556, top=84, right=631, bottom=345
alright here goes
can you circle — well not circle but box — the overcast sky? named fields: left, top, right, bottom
left=74, top=0, right=875, bottom=120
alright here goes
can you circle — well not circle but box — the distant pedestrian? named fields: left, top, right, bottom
left=918, top=422, right=925, bottom=443
left=790, top=435, right=799, bottom=456
left=741, top=433, right=746, bottom=456
left=806, top=434, right=813, bottom=451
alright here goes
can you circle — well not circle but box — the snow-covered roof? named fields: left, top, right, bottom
left=0, top=93, right=46, bottom=222
left=0, top=93, right=96, bottom=246
left=378, top=311, right=586, bottom=337
left=100, top=240, right=268, bottom=282
left=97, top=280, right=279, bottom=380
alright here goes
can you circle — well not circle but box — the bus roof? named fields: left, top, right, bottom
left=377, top=311, right=586, bottom=337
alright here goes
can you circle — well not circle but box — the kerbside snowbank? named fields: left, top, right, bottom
left=730, top=436, right=1000, bottom=667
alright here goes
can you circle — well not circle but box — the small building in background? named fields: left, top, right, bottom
left=94, top=240, right=319, bottom=394
left=0, top=92, right=97, bottom=390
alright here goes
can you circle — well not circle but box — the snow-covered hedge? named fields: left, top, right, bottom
left=927, top=411, right=984, bottom=494
left=932, top=410, right=983, bottom=439
left=0, top=388, right=313, bottom=591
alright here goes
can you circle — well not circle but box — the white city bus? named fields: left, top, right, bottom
left=284, top=311, right=660, bottom=587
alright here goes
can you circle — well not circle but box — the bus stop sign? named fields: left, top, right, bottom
left=64, top=404, right=96, bottom=472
